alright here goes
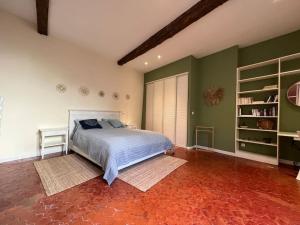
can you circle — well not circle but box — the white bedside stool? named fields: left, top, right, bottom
left=39, top=127, right=68, bottom=159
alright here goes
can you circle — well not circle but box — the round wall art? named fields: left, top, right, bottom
left=203, top=87, right=224, bottom=106
left=112, top=92, right=119, bottom=100
left=98, top=90, right=105, bottom=97
left=56, top=84, right=67, bottom=94
left=79, top=86, right=90, bottom=96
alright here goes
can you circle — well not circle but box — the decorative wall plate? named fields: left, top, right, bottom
left=203, top=87, right=224, bottom=106
left=125, top=94, right=130, bottom=100
left=112, top=92, right=119, bottom=100
left=79, top=86, right=90, bottom=96
left=56, top=84, right=67, bottom=93
left=98, top=90, right=105, bottom=97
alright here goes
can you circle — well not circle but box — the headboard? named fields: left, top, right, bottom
left=68, top=110, right=121, bottom=140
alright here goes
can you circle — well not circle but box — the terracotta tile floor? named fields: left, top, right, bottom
left=1, top=148, right=300, bottom=225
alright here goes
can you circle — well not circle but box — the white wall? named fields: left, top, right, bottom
left=0, top=11, right=144, bottom=162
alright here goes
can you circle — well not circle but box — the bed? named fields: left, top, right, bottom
left=68, top=110, right=173, bottom=185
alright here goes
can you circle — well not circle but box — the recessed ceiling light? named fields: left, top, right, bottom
left=144, top=62, right=148, bottom=66
left=157, top=55, right=162, bottom=59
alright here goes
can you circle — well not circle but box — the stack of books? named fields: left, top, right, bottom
left=251, top=107, right=277, bottom=116
left=238, top=107, right=277, bottom=117
left=263, top=85, right=278, bottom=90
left=238, top=97, right=253, bottom=105
left=266, top=94, right=278, bottom=103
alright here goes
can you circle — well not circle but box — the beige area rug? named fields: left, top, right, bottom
left=34, top=154, right=103, bottom=196
left=118, top=155, right=187, bottom=192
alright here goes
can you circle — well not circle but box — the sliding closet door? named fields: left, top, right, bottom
left=153, top=80, right=164, bottom=133
left=163, top=77, right=176, bottom=143
left=175, top=75, right=188, bottom=147
left=145, top=83, right=154, bottom=130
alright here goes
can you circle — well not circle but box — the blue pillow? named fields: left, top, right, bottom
left=98, top=120, right=114, bottom=129
left=103, top=119, right=125, bottom=128
left=79, top=119, right=102, bottom=130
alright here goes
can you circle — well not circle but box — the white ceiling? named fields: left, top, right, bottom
left=1, top=0, right=300, bottom=73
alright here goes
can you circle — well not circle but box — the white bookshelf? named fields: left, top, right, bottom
left=235, top=52, right=300, bottom=165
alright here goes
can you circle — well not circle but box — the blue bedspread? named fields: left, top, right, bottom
left=72, top=128, right=173, bottom=185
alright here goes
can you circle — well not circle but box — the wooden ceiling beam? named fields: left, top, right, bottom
left=117, top=0, right=229, bottom=66
left=36, top=0, right=49, bottom=35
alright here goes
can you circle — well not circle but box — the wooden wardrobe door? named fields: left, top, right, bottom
left=175, top=75, right=188, bottom=147
left=145, top=83, right=154, bottom=130
left=153, top=80, right=164, bottom=133
left=163, top=77, right=176, bottom=143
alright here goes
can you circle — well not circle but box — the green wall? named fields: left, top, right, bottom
left=143, top=29, right=300, bottom=161
left=195, top=46, right=238, bottom=152
left=239, top=30, right=300, bottom=66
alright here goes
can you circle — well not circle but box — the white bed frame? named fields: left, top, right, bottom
left=68, top=110, right=166, bottom=170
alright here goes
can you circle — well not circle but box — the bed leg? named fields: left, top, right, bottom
left=166, top=146, right=175, bottom=156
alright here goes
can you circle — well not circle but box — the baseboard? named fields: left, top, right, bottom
left=0, top=146, right=63, bottom=163
left=193, top=145, right=278, bottom=165
left=235, top=150, right=278, bottom=165
left=0, top=152, right=38, bottom=164
left=193, top=145, right=236, bottom=156
left=279, top=159, right=296, bottom=166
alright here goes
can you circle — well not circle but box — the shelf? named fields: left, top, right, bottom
left=238, top=88, right=278, bottom=94
left=239, top=73, right=278, bottom=83
left=281, top=69, right=300, bottom=77
left=238, top=102, right=278, bottom=106
left=237, top=128, right=277, bottom=132
left=280, top=52, right=300, bottom=62
left=237, top=139, right=277, bottom=147
left=238, top=116, right=277, bottom=118
left=44, top=142, right=66, bottom=148
left=278, top=132, right=299, bottom=138
left=238, top=59, right=279, bottom=71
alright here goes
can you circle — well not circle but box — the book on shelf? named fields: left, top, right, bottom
left=263, top=85, right=278, bottom=90
left=238, top=97, right=253, bottom=105
left=239, top=107, right=277, bottom=117
left=266, top=94, right=278, bottom=103
left=252, top=101, right=265, bottom=104
left=238, top=96, right=278, bottom=105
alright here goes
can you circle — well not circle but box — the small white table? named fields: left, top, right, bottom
left=195, top=126, right=214, bottom=149
left=278, top=131, right=300, bottom=180
left=39, top=127, right=68, bottom=159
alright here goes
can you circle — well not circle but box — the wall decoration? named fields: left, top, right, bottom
left=79, top=86, right=90, bottom=96
left=112, top=92, right=119, bottom=100
left=257, top=119, right=275, bottom=130
left=56, top=84, right=67, bottom=93
left=287, top=81, right=300, bottom=107
left=125, top=94, right=130, bottom=100
left=98, top=90, right=105, bottom=97
left=203, top=87, right=224, bottom=106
